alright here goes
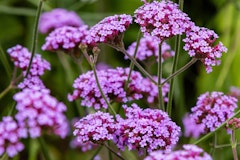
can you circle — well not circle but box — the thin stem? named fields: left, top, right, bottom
left=92, top=64, right=116, bottom=115
left=125, top=31, right=142, bottom=90
left=117, top=47, right=157, bottom=85
left=0, top=83, right=13, bottom=100
left=0, top=153, right=7, bottom=160
left=0, top=44, right=12, bottom=79
left=166, top=0, right=184, bottom=117
left=90, top=146, right=103, bottom=160
left=231, top=130, right=239, bottom=160
left=161, top=58, right=198, bottom=85
left=38, top=137, right=51, bottom=160
left=25, top=0, right=44, bottom=78
left=108, top=141, right=113, bottom=160
left=157, top=41, right=164, bottom=110
left=193, top=109, right=240, bottom=145
left=103, top=143, right=125, bottom=160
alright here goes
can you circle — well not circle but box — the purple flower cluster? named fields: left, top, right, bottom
left=87, top=14, right=132, bottom=45
left=126, top=36, right=174, bottom=62
left=39, top=8, right=84, bottom=34
left=183, top=26, right=227, bottom=73
left=13, top=88, right=68, bottom=139
left=73, top=111, right=116, bottom=143
left=144, top=144, right=212, bottom=160
left=18, top=76, right=47, bottom=91
left=182, top=114, right=205, bottom=139
left=42, top=25, right=88, bottom=52
left=7, top=45, right=51, bottom=76
left=0, top=116, right=27, bottom=157
left=114, top=104, right=181, bottom=153
left=68, top=67, right=169, bottom=109
left=189, top=92, right=238, bottom=133
left=134, top=1, right=193, bottom=40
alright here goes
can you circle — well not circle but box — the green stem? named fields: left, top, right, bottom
left=25, top=0, right=44, bottom=78
left=166, top=0, right=184, bottom=117
left=38, top=137, right=51, bottom=160
left=193, top=109, right=240, bottom=145
left=108, top=141, right=113, bottom=160
left=157, top=41, right=164, bottom=110
left=0, top=83, right=13, bottom=100
left=103, top=143, right=125, bottom=160
left=0, top=153, right=7, bottom=160
left=231, top=130, right=239, bottom=160
left=118, top=47, right=157, bottom=85
left=161, top=58, right=198, bottom=85
left=91, top=64, right=116, bottom=115
left=90, top=146, right=103, bottom=160
left=0, top=44, right=12, bottom=79
left=125, top=31, right=142, bottom=90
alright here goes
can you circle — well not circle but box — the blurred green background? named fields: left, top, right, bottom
left=0, top=0, right=240, bottom=159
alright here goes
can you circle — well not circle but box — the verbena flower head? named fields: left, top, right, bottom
left=134, top=1, right=193, bottom=40
left=18, top=76, right=47, bottom=91
left=0, top=116, right=27, bottom=158
left=73, top=111, right=116, bottom=143
left=7, top=45, right=51, bottom=76
left=114, top=104, right=181, bottom=154
left=86, top=14, right=132, bottom=46
left=68, top=67, right=168, bottom=109
left=13, top=88, right=68, bottom=139
left=42, top=25, right=88, bottom=54
left=227, top=118, right=240, bottom=131
left=182, top=113, right=205, bottom=138
left=144, top=144, right=212, bottom=160
left=183, top=26, right=227, bottom=73
left=39, top=8, right=84, bottom=34
left=190, top=92, right=238, bottom=133
left=229, top=86, right=240, bottom=100
left=126, top=36, right=174, bottom=62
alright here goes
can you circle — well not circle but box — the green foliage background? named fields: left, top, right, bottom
left=0, top=0, right=240, bottom=159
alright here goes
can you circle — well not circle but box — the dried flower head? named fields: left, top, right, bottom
left=183, top=26, right=227, bottom=73
left=144, top=144, right=212, bottom=160
left=190, top=92, right=238, bottom=133
left=114, top=104, right=181, bottom=154
left=39, top=8, right=84, bottom=34
left=134, top=1, right=193, bottom=40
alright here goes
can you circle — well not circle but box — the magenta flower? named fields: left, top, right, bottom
left=190, top=92, right=238, bottom=133
left=183, top=26, right=227, bottom=73
left=39, top=8, right=84, bottom=34
left=42, top=25, right=89, bottom=53
left=134, top=1, right=193, bottom=40
left=182, top=113, right=205, bottom=138
left=126, top=36, right=174, bottom=62
left=73, top=111, right=116, bottom=143
left=144, top=144, right=212, bottom=160
left=68, top=67, right=168, bottom=109
left=7, top=45, right=51, bottom=76
left=114, top=104, right=181, bottom=153
left=0, top=116, right=27, bottom=158
left=13, top=88, right=69, bottom=139
left=86, top=14, right=132, bottom=46
left=18, top=76, right=47, bottom=91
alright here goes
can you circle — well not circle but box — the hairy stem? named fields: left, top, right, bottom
left=231, top=130, right=239, bottom=160
left=157, top=41, right=164, bottom=110
left=125, top=31, right=142, bottom=90
left=25, top=0, right=44, bottom=77
left=166, top=0, right=184, bottom=116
